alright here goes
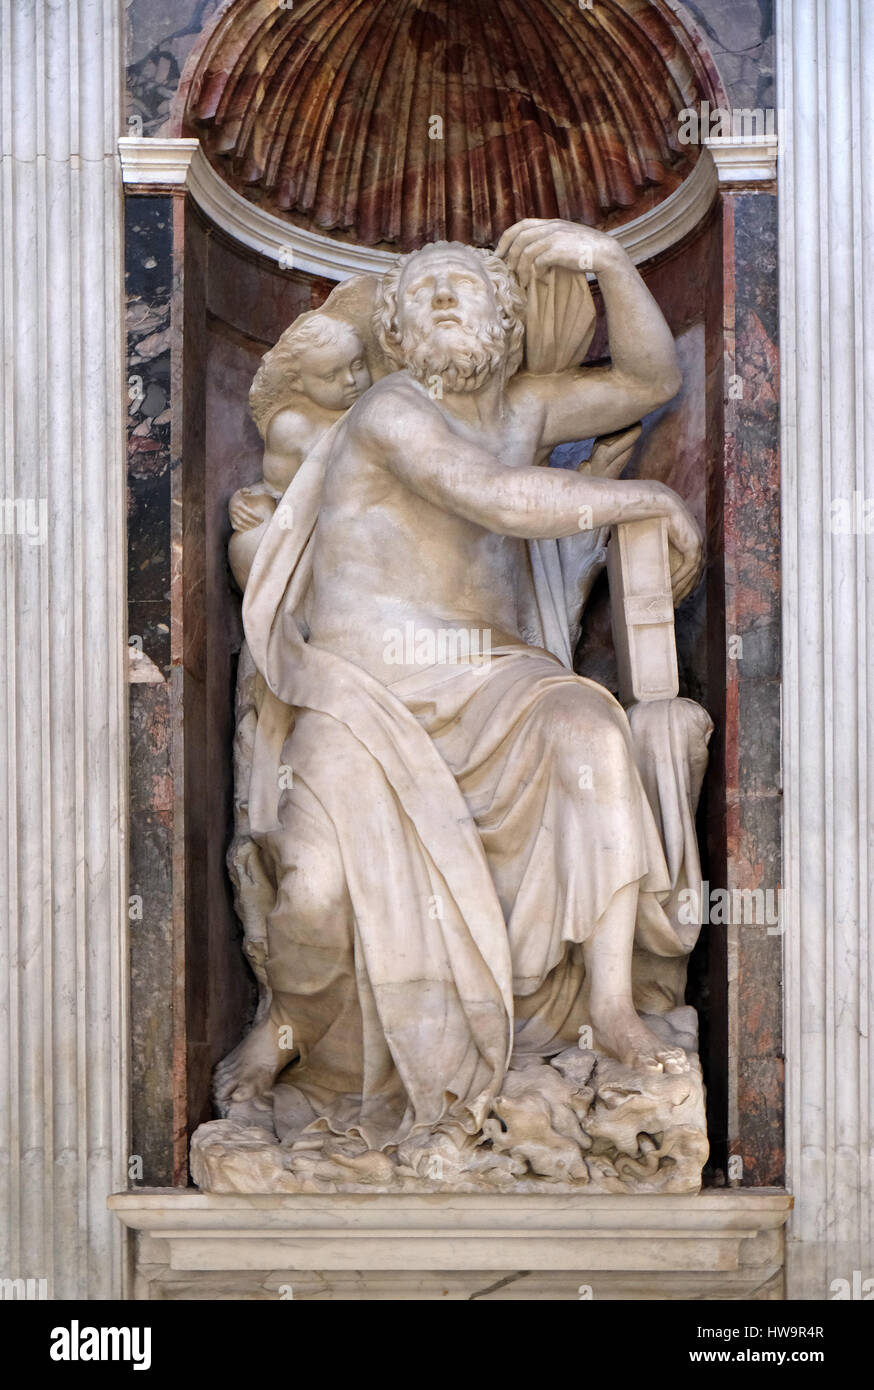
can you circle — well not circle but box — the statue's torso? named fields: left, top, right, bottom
left=307, top=381, right=547, bottom=682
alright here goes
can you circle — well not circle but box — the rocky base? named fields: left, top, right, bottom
left=191, top=1036, right=708, bottom=1196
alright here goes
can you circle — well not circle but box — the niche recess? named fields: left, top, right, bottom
left=124, top=0, right=781, bottom=1191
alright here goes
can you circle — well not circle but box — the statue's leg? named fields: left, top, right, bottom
left=583, top=881, right=689, bottom=1074
left=543, top=687, right=689, bottom=1072
left=215, top=747, right=355, bottom=1119
left=433, top=660, right=690, bottom=1072
left=213, top=1008, right=289, bottom=1118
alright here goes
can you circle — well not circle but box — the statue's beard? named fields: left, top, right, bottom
left=399, top=319, right=510, bottom=393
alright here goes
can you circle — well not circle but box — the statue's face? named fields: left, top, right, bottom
left=396, top=251, right=500, bottom=353
left=391, top=248, right=512, bottom=393
left=294, top=327, right=371, bottom=411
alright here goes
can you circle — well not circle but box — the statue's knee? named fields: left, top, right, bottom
left=541, top=690, right=631, bottom=790
left=272, top=841, right=349, bottom=939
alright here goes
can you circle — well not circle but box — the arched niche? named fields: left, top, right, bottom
left=123, top=0, right=779, bottom=1194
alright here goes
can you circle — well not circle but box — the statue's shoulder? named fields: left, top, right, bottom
left=500, top=369, right=552, bottom=433
left=505, top=367, right=549, bottom=402
left=264, top=404, right=311, bottom=454
left=359, top=370, right=421, bottom=404
left=349, top=372, right=433, bottom=433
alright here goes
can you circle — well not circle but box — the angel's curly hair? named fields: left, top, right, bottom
left=248, top=311, right=361, bottom=438
left=374, top=242, right=526, bottom=377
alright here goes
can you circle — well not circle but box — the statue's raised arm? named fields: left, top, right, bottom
left=498, top=217, right=683, bottom=447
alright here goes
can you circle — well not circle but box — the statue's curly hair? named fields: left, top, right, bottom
left=248, top=311, right=360, bottom=438
left=373, top=242, right=526, bottom=378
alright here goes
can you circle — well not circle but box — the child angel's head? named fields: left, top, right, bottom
left=249, top=312, right=372, bottom=436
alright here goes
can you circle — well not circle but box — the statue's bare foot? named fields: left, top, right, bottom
left=590, top=1000, right=689, bottom=1074
left=213, top=1017, right=291, bottom=1114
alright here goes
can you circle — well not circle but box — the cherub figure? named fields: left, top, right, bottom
left=228, top=311, right=372, bottom=591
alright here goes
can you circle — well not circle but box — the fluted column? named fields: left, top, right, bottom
left=0, top=1, right=127, bottom=1299
left=778, top=0, right=874, bottom=1288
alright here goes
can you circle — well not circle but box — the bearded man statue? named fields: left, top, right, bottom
left=201, top=219, right=713, bottom=1190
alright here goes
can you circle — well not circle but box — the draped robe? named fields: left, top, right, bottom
left=238, top=425, right=712, bottom=1149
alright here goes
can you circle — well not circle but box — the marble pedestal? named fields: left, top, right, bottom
left=110, top=1189, right=792, bottom=1301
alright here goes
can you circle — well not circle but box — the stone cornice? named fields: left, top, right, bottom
left=110, top=1189, right=793, bottom=1279
left=705, top=134, right=778, bottom=184
left=119, top=136, right=721, bottom=279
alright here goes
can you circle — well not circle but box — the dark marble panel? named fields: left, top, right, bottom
left=126, top=0, right=224, bottom=136
left=180, top=212, right=215, bottom=1140
left=738, top=680, right=781, bottom=797
left=127, top=196, right=173, bottom=672
left=724, top=191, right=783, bottom=1187
left=129, top=685, right=175, bottom=1187
left=127, top=194, right=179, bottom=1184
left=181, top=220, right=271, bottom=1138
left=682, top=0, right=775, bottom=111
left=183, top=662, right=211, bottom=1058
left=700, top=199, right=729, bottom=1173
left=737, top=1050, right=785, bottom=1187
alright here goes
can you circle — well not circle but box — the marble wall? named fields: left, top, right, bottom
left=126, top=0, right=224, bottom=136
left=722, top=192, right=782, bottom=1187
left=683, top=0, right=774, bottom=110
left=3, top=0, right=866, bottom=1304
left=123, top=0, right=775, bottom=134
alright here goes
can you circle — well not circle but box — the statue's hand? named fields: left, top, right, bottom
left=582, top=425, right=642, bottom=479
left=496, top=217, right=622, bottom=286
left=659, top=489, right=703, bottom=604
left=229, top=487, right=276, bottom=533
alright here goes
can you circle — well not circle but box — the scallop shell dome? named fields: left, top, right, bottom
left=180, top=0, right=719, bottom=252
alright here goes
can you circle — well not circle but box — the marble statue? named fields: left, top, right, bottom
left=194, top=219, right=713, bottom=1194
left=228, top=311, right=373, bottom=592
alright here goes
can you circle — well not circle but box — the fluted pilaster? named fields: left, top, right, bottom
left=778, top=0, right=874, bottom=1283
left=0, top=0, right=127, bottom=1299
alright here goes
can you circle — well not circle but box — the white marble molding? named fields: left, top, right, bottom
left=117, top=135, right=725, bottom=277
left=110, top=1190, right=792, bottom=1300
left=705, top=134, right=778, bottom=184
